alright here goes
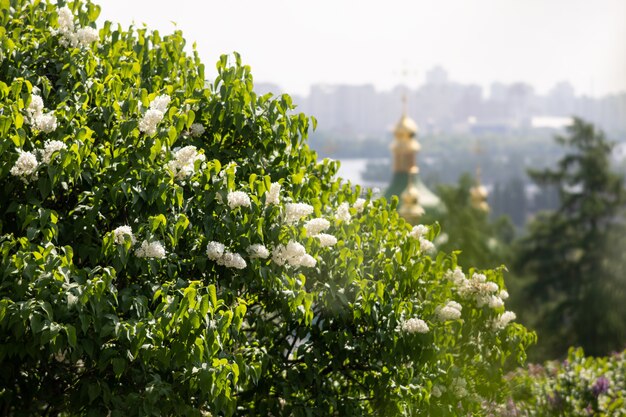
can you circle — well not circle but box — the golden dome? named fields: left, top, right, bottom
left=394, top=114, right=418, bottom=138
left=470, top=184, right=489, bottom=212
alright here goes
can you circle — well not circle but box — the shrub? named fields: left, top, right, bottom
left=0, top=1, right=533, bottom=415
left=503, top=348, right=626, bottom=416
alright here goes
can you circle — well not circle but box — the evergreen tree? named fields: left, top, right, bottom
left=514, top=118, right=626, bottom=359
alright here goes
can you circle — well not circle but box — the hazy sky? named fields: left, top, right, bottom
left=97, top=0, right=626, bottom=97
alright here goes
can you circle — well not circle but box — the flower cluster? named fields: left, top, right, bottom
left=166, top=145, right=205, bottom=179
left=336, top=202, right=351, bottom=222
left=227, top=191, right=251, bottom=209
left=315, top=233, right=337, bottom=247
left=283, top=203, right=314, bottom=225
left=10, top=150, right=39, bottom=182
left=304, top=218, right=330, bottom=236
left=353, top=198, right=367, bottom=213
left=493, top=311, right=516, bottom=330
left=42, top=140, right=67, bottom=164
left=248, top=244, right=270, bottom=259
left=398, top=317, right=429, bottom=334
left=206, top=241, right=246, bottom=269
left=139, top=94, right=171, bottom=135
left=410, top=224, right=435, bottom=253
left=271, top=241, right=316, bottom=268
left=135, top=240, right=166, bottom=259
left=436, top=300, right=463, bottom=321
left=27, top=94, right=57, bottom=133
left=57, top=6, right=98, bottom=48
left=112, top=225, right=135, bottom=245
left=265, top=182, right=281, bottom=205
left=189, top=123, right=205, bottom=137
left=456, top=272, right=504, bottom=308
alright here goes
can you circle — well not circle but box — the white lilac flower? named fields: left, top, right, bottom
left=398, top=318, right=429, bottom=334
left=265, top=182, right=281, bottom=205
left=57, top=6, right=74, bottom=34
left=315, top=233, right=337, bottom=247
left=419, top=237, right=435, bottom=253
left=248, top=244, right=270, bottom=259
left=271, top=241, right=316, bottom=268
left=167, top=145, right=205, bottom=179
left=138, top=108, right=164, bottom=135
left=206, top=241, right=225, bottom=261
left=42, top=140, right=67, bottom=164
left=112, top=225, right=135, bottom=245
left=135, top=240, right=166, bottom=259
left=34, top=112, right=57, bottom=133
left=227, top=191, right=251, bottom=209
left=336, top=202, right=351, bottom=222
left=488, top=295, right=505, bottom=309
left=444, top=267, right=466, bottom=286
left=75, top=27, right=99, bottom=47
left=499, top=290, right=509, bottom=300
left=458, top=272, right=501, bottom=307
left=10, top=150, right=39, bottom=181
left=493, top=311, right=517, bottom=330
left=353, top=198, right=367, bottom=213
left=298, top=254, right=317, bottom=268
left=28, top=94, right=44, bottom=118
left=410, top=224, right=429, bottom=239
left=189, top=123, right=205, bottom=137
left=217, top=252, right=247, bottom=269
left=283, top=203, right=314, bottom=225
left=304, top=218, right=330, bottom=236
left=436, top=301, right=463, bottom=321
left=149, top=94, right=171, bottom=113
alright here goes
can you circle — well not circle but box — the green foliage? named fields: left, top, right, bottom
left=513, top=118, right=626, bottom=360
left=0, top=1, right=532, bottom=415
left=435, top=173, right=514, bottom=270
left=501, top=348, right=626, bottom=416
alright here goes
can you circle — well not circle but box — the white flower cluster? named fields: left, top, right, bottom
left=27, top=94, right=57, bottom=133
left=410, top=224, right=435, bottom=253
left=112, top=225, right=135, bottom=245
left=315, top=233, right=337, bottom=247
left=42, top=140, right=67, bottom=164
left=398, top=317, right=429, bottom=334
left=336, top=202, right=351, bottom=222
left=135, top=240, right=166, bottom=259
left=456, top=272, right=504, bottom=308
left=436, top=300, right=463, bottom=321
left=444, top=267, right=466, bottom=285
left=304, top=218, right=330, bottom=236
left=283, top=203, right=313, bottom=225
left=57, top=6, right=98, bottom=48
left=227, top=191, right=251, bottom=209
left=248, top=244, right=270, bottom=259
left=10, top=150, right=39, bottom=182
left=189, top=123, right=205, bottom=137
left=206, top=241, right=246, bottom=269
left=493, top=311, right=517, bottom=330
left=353, top=198, right=367, bottom=213
left=166, top=145, right=206, bottom=179
left=272, top=241, right=316, bottom=268
left=139, top=94, right=171, bottom=135
left=265, top=182, right=281, bottom=205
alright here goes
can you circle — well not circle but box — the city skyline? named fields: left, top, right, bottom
left=98, top=0, right=626, bottom=98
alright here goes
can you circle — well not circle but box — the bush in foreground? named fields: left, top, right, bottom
left=0, top=1, right=533, bottom=415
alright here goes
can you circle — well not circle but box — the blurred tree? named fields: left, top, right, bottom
left=513, top=118, right=626, bottom=359
left=435, top=174, right=514, bottom=270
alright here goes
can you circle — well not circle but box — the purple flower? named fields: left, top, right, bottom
left=591, top=376, right=610, bottom=397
